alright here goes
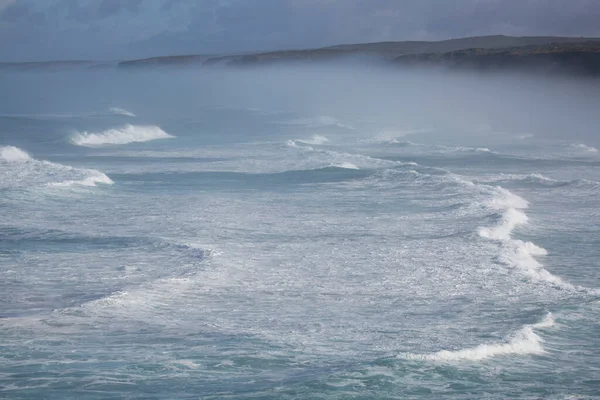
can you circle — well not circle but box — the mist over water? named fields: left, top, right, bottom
left=1, top=65, right=600, bottom=399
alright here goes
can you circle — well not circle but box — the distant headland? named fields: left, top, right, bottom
left=2, top=35, right=600, bottom=76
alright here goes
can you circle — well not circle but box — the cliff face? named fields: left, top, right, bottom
left=118, top=55, right=213, bottom=68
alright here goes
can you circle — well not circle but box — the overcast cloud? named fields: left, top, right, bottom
left=1, top=0, right=599, bottom=61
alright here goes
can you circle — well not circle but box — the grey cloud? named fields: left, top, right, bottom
left=1, top=1, right=30, bottom=22
left=2, top=0, right=600, bottom=61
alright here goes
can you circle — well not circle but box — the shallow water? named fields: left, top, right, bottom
left=1, top=68, right=600, bottom=399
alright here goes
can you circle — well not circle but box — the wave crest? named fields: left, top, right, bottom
left=402, top=313, right=555, bottom=361
left=571, top=143, right=598, bottom=153
left=109, top=107, right=136, bottom=117
left=71, top=124, right=174, bottom=146
left=0, top=145, right=113, bottom=189
left=477, top=186, right=573, bottom=289
left=295, top=134, right=330, bottom=145
left=0, top=146, right=31, bottom=162
left=48, top=173, right=114, bottom=188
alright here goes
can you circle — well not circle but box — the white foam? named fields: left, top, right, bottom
left=498, top=240, right=573, bottom=288
left=478, top=208, right=529, bottom=240
left=0, top=146, right=31, bottom=162
left=71, top=124, right=174, bottom=146
left=0, top=145, right=114, bottom=189
left=109, top=107, right=136, bottom=117
left=403, top=313, right=554, bottom=361
left=477, top=186, right=573, bottom=289
left=48, top=173, right=114, bottom=188
left=286, top=140, right=314, bottom=151
left=571, top=143, right=598, bottom=153
left=296, top=135, right=330, bottom=145
left=331, top=162, right=359, bottom=170
left=484, top=186, right=529, bottom=210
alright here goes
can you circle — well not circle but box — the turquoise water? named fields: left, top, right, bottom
left=1, top=68, right=600, bottom=399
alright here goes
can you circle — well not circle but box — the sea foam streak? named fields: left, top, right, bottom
left=0, top=145, right=113, bottom=189
left=71, top=124, right=174, bottom=146
left=403, top=313, right=555, bottom=361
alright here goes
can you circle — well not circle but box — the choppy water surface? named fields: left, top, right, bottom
left=1, top=68, right=600, bottom=399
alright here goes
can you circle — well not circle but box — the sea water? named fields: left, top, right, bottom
left=1, top=67, right=600, bottom=399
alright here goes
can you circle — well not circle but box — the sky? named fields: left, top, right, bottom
left=1, top=0, right=600, bottom=61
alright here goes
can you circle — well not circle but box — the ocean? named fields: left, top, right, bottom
left=1, top=67, right=600, bottom=399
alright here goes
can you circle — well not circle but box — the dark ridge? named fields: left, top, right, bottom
left=118, top=54, right=214, bottom=68
left=392, top=41, right=600, bottom=76
left=0, top=60, right=113, bottom=71
left=2, top=35, right=600, bottom=76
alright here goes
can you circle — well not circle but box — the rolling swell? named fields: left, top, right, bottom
left=0, top=225, right=211, bottom=263
left=475, top=173, right=600, bottom=191
left=117, top=166, right=374, bottom=189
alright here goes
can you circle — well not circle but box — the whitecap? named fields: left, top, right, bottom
left=570, top=143, right=598, bottom=153
left=48, top=173, right=114, bottom=188
left=0, top=146, right=31, bottom=162
left=476, top=186, right=573, bottom=289
left=108, top=107, right=136, bottom=117
left=478, top=207, right=529, bottom=241
left=402, top=313, right=555, bottom=361
left=295, top=135, right=330, bottom=145
left=330, top=162, right=359, bottom=170
left=0, top=145, right=113, bottom=189
left=71, top=124, right=174, bottom=146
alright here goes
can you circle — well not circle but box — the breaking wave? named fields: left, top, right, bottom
left=295, top=135, right=330, bottom=145
left=330, top=162, right=359, bottom=170
left=71, top=124, right=174, bottom=146
left=0, top=146, right=31, bottom=162
left=477, top=186, right=573, bottom=289
left=47, top=174, right=115, bottom=188
left=571, top=143, right=598, bottom=153
left=402, top=313, right=555, bottom=361
left=108, top=107, right=136, bottom=117
left=0, top=145, right=113, bottom=189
